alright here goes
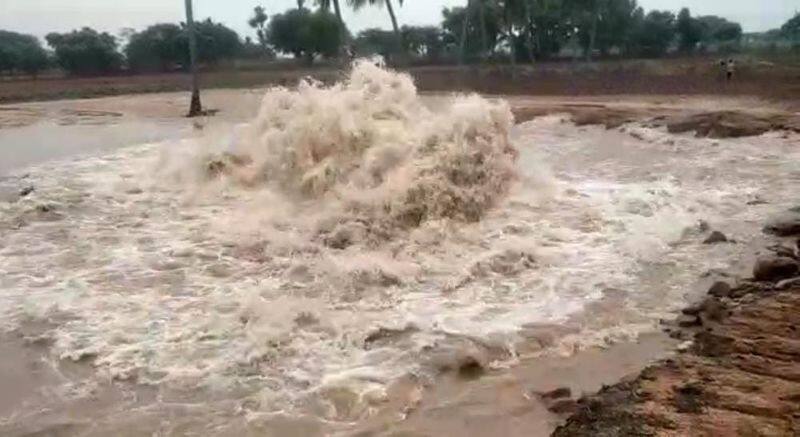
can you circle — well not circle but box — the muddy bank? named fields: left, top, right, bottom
left=512, top=105, right=800, bottom=139
left=554, top=214, right=800, bottom=436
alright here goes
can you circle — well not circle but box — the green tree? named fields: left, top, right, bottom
left=676, top=7, right=702, bottom=52
left=696, top=15, right=742, bottom=46
left=124, top=20, right=241, bottom=72
left=125, top=23, right=184, bottom=72
left=0, top=46, right=13, bottom=74
left=782, top=13, right=800, bottom=42
left=268, top=8, right=344, bottom=63
left=402, top=26, right=445, bottom=61
left=0, top=30, right=49, bottom=76
left=527, top=0, right=575, bottom=60
left=184, top=19, right=242, bottom=65
left=568, top=0, right=602, bottom=61
left=248, top=6, right=269, bottom=49
left=315, top=0, right=346, bottom=36
left=596, top=0, right=639, bottom=55
left=441, top=3, right=500, bottom=63
left=354, top=28, right=396, bottom=58
left=628, top=10, right=675, bottom=57
left=46, top=27, right=123, bottom=75
left=348, top=0, right=404, bottom=56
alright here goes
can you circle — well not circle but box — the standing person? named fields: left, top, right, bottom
left=726, top=58, right=735, bottom=82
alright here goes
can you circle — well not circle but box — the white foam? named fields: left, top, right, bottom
left=3, top=68, right=800, bottom=426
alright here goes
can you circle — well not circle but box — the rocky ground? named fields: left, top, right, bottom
left=553, top=209, right=800, bottom=436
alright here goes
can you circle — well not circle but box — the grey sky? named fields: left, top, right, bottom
left=0, top=0, right=797, bottom=43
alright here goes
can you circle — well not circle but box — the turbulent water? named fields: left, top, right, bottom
left=1, top=64, right=800, bottom=435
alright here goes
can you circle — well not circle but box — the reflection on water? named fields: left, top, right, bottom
left=0, top=120, right=188, bottom=176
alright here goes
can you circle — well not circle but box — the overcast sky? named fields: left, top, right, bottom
left=1, top=0, right=797, bottom=43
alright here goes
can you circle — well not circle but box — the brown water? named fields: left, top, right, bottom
left=1, top=70, right=799, bottom=436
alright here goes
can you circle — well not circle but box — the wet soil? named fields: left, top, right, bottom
left=512, top=104, right=800, bottom=139
left=554, top=280, right=800, bottom=436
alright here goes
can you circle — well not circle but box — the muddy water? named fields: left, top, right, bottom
left=1, top=88, right=800, bottom=436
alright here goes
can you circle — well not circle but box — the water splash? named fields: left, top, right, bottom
left=207, top=60, right=518, bottom=240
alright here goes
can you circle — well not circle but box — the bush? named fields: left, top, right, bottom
left=125, top=19, right=241, bottom=72
left=125, top=23, right=184, bottom=72
left=46, top=28, right=122, bottom=75
left=0, top=30, right=49, bottom=76
left=268, top=8, right=345, bottom=63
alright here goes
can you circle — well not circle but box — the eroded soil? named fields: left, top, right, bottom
left=555, top=280, right=800, bottom=436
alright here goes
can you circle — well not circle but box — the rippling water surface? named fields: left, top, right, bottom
left=1, top=70, right=799, bottom=436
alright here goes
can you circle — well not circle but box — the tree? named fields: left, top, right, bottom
left=348, top=0, right=404, bottom=56
left=628, top=10, right=675, bottom=57
left=315, top=0, right=346, bottom=36
left=125, top=23, right=184, bottom=72
left=401, top=26, right=445, bottom=61
left=695, top=15, right=742, bottom=47
left=595, top=0, right=639, bottom=55
left=240, top=36, right=275, bottom=59
left=125, top=20, right=241, bottom=72
left=46, top=28, right=122, bottom=75
left=441, top=3, right=501, bottom=63
left=526, top=0, right=575, bottom=60
left=676, top=7, right=702, bottom=52
left=495, top=0, right=528, bottom=67
left=568, top=0, right=602, bottom=61
left=782, top=13, right=800, bottom=42
left=268, top=8, right=345, bottom=63
left=184, top=19, right=242, bottom=65
left=354, top=28, right=397, bottom=58
left=0, top=30, right=49, bottom=76
left=248, top=6, right=269, bottom=49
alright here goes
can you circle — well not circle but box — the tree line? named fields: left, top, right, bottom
left=0, top=1, right=798, bottom=77
left=259, top=2, right=798, bottom=64
left=0, top=19, right=248, bottom=76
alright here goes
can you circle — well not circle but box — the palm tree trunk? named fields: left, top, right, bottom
left=524, top=0, right=535, bottom=62
left=333, top=0, right=344, bottom=28
left=385, top=0, right=402, bottom=57
left=478, top=0, right=488, bottom=60
left=459, top=1, right=471, bottom=65
left=586, top=0, right=599, bottom=62
left=184, top=0, right=202, bottom=117
left=331, top=0, right=348, bottom=63
left=505, top=4, right=517, bottom=78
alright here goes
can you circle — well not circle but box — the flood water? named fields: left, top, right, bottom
left=1, top=67, right=799, bottom=436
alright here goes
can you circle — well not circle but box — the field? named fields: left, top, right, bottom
left=1, top=56, right=799, bottom=107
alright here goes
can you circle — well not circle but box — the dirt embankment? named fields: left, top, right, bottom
left=553, top=210, right=800, bottom=436
left=512, top=105, right=800, bottom=139
left=1, top=58, right=799, bottom=106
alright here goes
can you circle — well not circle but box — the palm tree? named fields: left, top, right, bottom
left=316, top=0, right=345, bottom=30
left=184, top=0, right=202, bottom=117
left=348, top=0, right=404, bottom=55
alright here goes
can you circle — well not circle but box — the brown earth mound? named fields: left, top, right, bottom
left=513, top=105, right=645, bottom=129
left=554, top=244, right=800, bottom=436
left=511, top=105, right=800, bottom=139
left=665, top=111, right=800, bottom=138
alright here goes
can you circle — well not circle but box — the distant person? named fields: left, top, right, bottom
left=726, top=59, right=736, bottom=82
